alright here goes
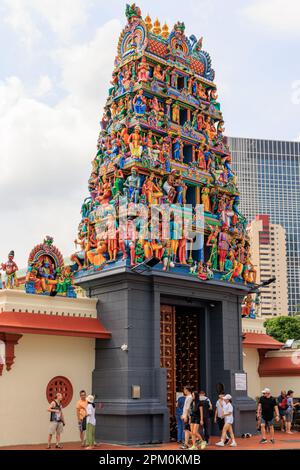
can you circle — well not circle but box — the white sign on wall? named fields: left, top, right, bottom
left=235, top=372, right=247, bottom=391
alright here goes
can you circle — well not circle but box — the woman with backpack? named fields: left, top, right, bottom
left=277, top=390, right=287, bottom=432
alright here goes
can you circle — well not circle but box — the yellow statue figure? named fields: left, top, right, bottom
left=142, top=173, right=163, bottom=204
left=172, top=103, right=180, bottom=125
left=128, top=125, right=143, bottom=158
left=86, top=240, right=107, bottom=267
left=201, top=187, right=211, bottom=212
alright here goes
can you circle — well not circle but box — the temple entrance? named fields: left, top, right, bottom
left=160, top=304, right=201, bottom=419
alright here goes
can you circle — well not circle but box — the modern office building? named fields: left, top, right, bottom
left=247, top=215, right=289, bottom=317
left=228, top=137, right=300, bottom=315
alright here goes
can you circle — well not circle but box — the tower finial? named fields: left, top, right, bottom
left=145, top=13, right=152, bottom=31
left=161, top=22, right=169, bottom=39
left=153, top=18, right=161, bottom=35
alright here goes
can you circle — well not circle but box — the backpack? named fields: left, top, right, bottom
left=279, top=397, right=288, bottom=410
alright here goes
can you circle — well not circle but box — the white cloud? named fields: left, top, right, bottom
left=3, top=0, right=41, bottom=47
left=0, top=19, right=120, bottom=267
left=3, top=0, right=92, bottom=44
left=34, top=75, right=53, bottom=97
left=243, top=0, right=300, bottom=35
left=54, top=19, right=121, bottom=121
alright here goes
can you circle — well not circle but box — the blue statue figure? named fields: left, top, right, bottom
left=173, top=137, right=181, bottom=161
left=133, top=90, right=146, bottom=115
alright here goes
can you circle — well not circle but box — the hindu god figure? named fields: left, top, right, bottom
left=137, top=57, right=149, bottom=82
left=142, top=172, right=163, bottom=204
left=133, top=89, right=147, bottom=115
left=124, top=167, right=141, bottom=203
left=1, top=251, right=18, bottom=289
left=201, top=187, right=211, bottom=212
left=128, top=125, right=143, bottom=158
left=153, top=64, right=165, bottom=81
left=218, top=224, right=231, bottom=271
left=38, top=257, right=57, bottom=293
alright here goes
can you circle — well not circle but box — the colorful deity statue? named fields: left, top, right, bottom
left=137, top=57, right=149, bottom=82
left=133, top=89, right=147, bottom=115
left=128, top=126, right=143, bottom=158
left=206, top=226, right=220, bottom=270
left=163, top=172, right=177, bottom=203
left=153, top=64, right=165, bottom=81
left=218, top=224, right=231, bottom=272
left=241, top=294, right=255, bottom=318
left=26, top=238, right=76, bottom=297
left=112, top=164, right=124, bottom=197
left=201, top=187, right=211, bottom=212
left=172, top=102, right=180, bottom=124
left=97, top=175, right=112, bottom=204
left=142, top=172, right=163, bottom=204
left=124, top=167, right=141, bottom=202
left=1, top=251, right=18, bottom=289
left=172, top=135, right=182, bottom=161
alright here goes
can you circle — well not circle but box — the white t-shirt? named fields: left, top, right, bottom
left=216, top=399, right=225, bottom=418
left=223, top=402, right=233, bottom=424
left=86, top=403, right=96, bottom=426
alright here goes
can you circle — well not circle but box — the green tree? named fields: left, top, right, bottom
left=264, top=316, right=300, bottom=343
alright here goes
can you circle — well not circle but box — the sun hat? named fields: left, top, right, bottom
left=87, top=395, right=94, bottom=403
left=224, top=394, right=232, bottom=400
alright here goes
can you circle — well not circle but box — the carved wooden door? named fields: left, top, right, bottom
left=175, top=311, right=200, bottom=393
left=160, top=304, right=176, bottom=417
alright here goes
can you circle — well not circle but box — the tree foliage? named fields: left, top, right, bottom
left=264, top=316, right=300, bottom=343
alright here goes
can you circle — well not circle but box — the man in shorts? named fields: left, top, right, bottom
left=47, top=392, right=65, bottom=449
left=257, top=388, right=279, bottom=444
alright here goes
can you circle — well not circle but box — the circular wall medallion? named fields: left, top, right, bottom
left=46, top=376, right=73, bottom=408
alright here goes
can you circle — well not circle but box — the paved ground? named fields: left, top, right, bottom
left=1, top=432, right=300, bottom=451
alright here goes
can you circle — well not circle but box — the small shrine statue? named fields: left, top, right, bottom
left=142, top=172, right=163, bottom=204
left=206, top=226, right=220, bottom=270
left=1, top=251, right=18, bottom=289
left=241, top=294, right=255, bottom=318
left=124, top=167, right=141, bottom=203
left=172, top=135, right=182, bottom=161
left=153, top=64, right=165, bottom=81
left=38, top=257, right=57, bottom=293
left=133, top=89, right=147, bottom=115
left=218, top=224, right=231, bottom=272
left=128, top=125, right=143, bottom=159
left=201, top=187, right=211, bottom=212
left=172, top=102, right=180, bottom=125
left=137, top=57, right=149, bottom=82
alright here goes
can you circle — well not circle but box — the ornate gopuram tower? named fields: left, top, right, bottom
left=73, top=4, right=256, bottom=444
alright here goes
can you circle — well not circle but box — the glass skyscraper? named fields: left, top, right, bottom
left=228, top=137, right=300, bottom=315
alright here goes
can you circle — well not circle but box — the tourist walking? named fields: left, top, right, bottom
left=277, top=390, right=287, bottom=432
left=85, top=395, right=96, bottom=450
left=76, top=390, right=87, bottom=447
left=257, top=388, right=279, bottom=443
left=189, top=391, right=206, bottom=450
left=285, top=390, right=299, bottom=434
left=176, top=393, right=186, bottom=443
left=47, top=392, right=65, bottom=449
left=214, top=393, right=229, bottom=444
left=199, top=390, right=212, bottom=444
left=216, top=394, right=237, bottom=447
left=180, top=386, right=193, bottom=450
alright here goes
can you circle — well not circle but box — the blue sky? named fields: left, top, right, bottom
left=0, top=0, right=300, bottom=267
